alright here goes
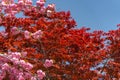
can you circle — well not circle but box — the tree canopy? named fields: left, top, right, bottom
left=0, top=0, right=119, bottom=80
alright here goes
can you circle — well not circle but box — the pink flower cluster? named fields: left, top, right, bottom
left=9, top=27, right=43, bottom=40
left=0, top=27, right=20, bottom=38
left=1, top=0, right=17, bottom=17
left=8, top=52, right=21, bottom=59
left=1, top=0, right=32, bottom=17
left=0, top=0, right=56, bottom=79
left=18, top=0, right=32, bottom=6
left=1, top=0, right=14, bottom=7
left=0, top=0, right=55, bottom=17
left=0, top=52, right=46, bottom=80
left=46, top=4, right=55, bottom=17
left=36, top=0, right=46, bottom=14
left=47, top=4, right=55, bottom=10
left=24, top=30, right=43, bottom=40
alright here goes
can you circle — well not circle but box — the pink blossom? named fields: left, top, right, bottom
left=11, top=67, right=19, bottom=75
left=43, top=59, right=53, bottom=68
left=3, top=4, right=17, bottom=15
left=2, top=63, right=10, bottom=70
left=9, top=3, right=17, bottom=8
left=19, top=60, right=26, bottom=65
left=10, top=11, right=18, bottom=16
left=12, top=52, right=21, bottom=59
left=24, top=72, right=32, bottom=79
left=0, top=17, right=2, bottom=23
left=0, top=71, right=6, bottom=80
left=32, top=30, right=43, bottom=39
left=24, top=30, right=31, bottom=39
left=4, top=7, right=11, bottom=13
left=40, top=6, right=46, bottom=14
left=47, top=10, right=52, bottom=17
left=37, top=70, right=45, bottom=79
left=11, top=27, right=20, bottom=35
left=1, top=0, right=14, bottom=7
left=21, top=52, right=27, bottom=57
left=25, top=63, right=33, bottom=70
left=0, top=31, right=8, bottom=38
left=19, top=60, right=33, bottom=70
left=8, top=52, right=21, bottom=59
left=47, top=4, right=55, bottom=10
left=10, top=58, right=19, bottom=64
left=25, top=0, right=32, bottom=5
left=36, top=0, right=45, bottom=7
left=5, top=11, right=17, bottom=17
left=0, top=75, right=4, bottom=80
left=1, top=2, right=6, bottom=6
left=18, top=0, right=24, bottom=6
left=18, top=0, right=32, bottom=6
left=31, top=77, right=37, bottom=80
left=18, top=75, right=25, bottom=80
left=0, top=8, right=2, bottom=12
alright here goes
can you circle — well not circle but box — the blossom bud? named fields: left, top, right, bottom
left=24, top=30, right=31, bottom=39
left=37, top=70, right=45, bottom=79
left=32, top=30, right=43, bottom=39
left=11, top=27, right=20, bottom=35
left=43, top=59, right=53, bottom=68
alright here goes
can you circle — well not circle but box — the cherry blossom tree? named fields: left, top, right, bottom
left=0, top=0, right=119, bottom=80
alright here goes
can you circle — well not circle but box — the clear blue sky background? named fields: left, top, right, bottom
left=44, top=0, right=120, bottom=32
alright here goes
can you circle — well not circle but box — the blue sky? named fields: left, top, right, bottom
left=44, top=0, right=120, bottom=32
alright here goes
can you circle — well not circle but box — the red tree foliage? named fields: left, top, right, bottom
left=0, top=0, right=120, bottom=80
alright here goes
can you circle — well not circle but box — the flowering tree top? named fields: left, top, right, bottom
left=0, top=0, right=55, bottom=17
